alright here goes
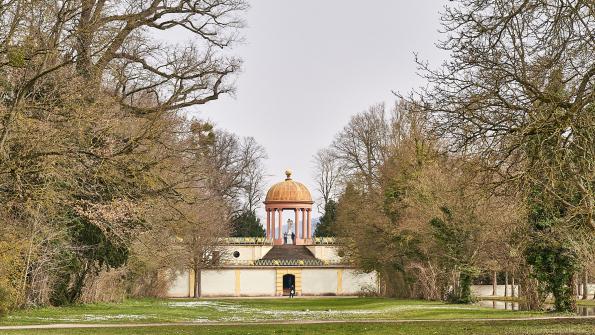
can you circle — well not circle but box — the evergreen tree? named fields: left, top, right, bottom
left=231, top=210, right=265, bottom=237
left=315, top=200, right=337, bottom=237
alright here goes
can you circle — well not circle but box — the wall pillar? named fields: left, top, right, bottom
left=337, top=269, right=343, bottom=295
left=235, top=269, right=241, bottom=297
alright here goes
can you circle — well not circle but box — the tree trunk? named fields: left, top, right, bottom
left=75, top=0, right=94, bottom=77
left=504, top=271, right=509, bottom=297
left=511, top=276, right=516, bottom=297
left=492, top=271, right=497, bottom=296
left=451, top=271, right=459, bottom=299
left=583, top=269, right=589, bottom=300
left=193, top=267, right=201, bottom=299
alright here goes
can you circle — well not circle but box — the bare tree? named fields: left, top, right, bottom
left=410, top=0, right=594, bottom=312
left=412, top=0, right=594, bottom=230
left=240, top=137, right=267, bottom=213
left=203, top=130, right=267, bottom=213
left=0, top=0, right=248, bottom=307
left=312, top=148, right=343, bottom=209
left=331, top=103, right=391, bottom=191
left=1, top=0, right=247, bottom=154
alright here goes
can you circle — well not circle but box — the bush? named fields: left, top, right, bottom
left=0, top=285, right=11, bottom=316
left=0, top=276, right=20, bottom=316
left=358, top=284, right=380, bottom=297
left=0, top=239, right=25, bottom=314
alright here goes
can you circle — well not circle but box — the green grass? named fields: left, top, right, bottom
left=1, top=320, right=595, bottom=335
left=0, top=298, right=561, bottom=326
left=1, top=298, right=593, bottom=335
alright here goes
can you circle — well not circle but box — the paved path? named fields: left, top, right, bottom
left=1, top=316, right=593, bottom=330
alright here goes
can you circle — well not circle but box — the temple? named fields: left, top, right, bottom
left=167, top=170, right=378, bottom=297
left=265, top=170, right=314, bottom=245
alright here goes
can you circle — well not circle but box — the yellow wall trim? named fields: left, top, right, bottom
left=235, top=269, right=241, bottom=296
left=337, top=269, right=343, bottom=295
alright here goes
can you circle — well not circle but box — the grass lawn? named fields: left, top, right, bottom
left=1, top=320, right=595, bottom=335
left=0, top=298, right=593, bottom=335
left=0, top=298, right=556, bottom=325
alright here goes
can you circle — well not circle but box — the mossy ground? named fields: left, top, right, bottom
left=0, top=298, right=551, bottom=325
left=0, top=298, right=593, bottom=334
left=1, top=320, right=595, bottom=335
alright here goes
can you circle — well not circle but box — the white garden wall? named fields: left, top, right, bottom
left=200, top=269, right=236, bottom=297
left=167, top=267, right=379, bottom=297
left=301, top=269, right=338, bottom=295
left=167, top=271, right=191, bottom=298
left=239, top=269, right=276, bottom=296
left=342, top=270, right=377, bottom=295
left=306, top=246, right=342, bottom=262
left=222, top=245, right=273, bottom=262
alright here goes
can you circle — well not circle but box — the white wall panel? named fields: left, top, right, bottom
left=240, top=269, right=276, bottom=296
left=167, top=271, right=190, bottom=297
left=342, top=270, right=377, bottom=294
left=301, top=269, right=338, bottom=295
left=201, top=269, right=236, bottom=297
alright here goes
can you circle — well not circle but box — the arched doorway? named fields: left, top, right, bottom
left=282, top=274, right=295, bottom=296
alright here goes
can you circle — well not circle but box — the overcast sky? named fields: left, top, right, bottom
left=187, top=0, right=447, bottom=219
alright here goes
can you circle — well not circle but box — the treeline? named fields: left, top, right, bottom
left=313, top=1, right=594, bottom=312
left=0, top=0, right=261, bottom=313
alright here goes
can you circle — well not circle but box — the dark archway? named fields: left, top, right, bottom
left=282, top=274, right=295, bottom=296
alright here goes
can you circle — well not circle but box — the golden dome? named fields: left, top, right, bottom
left=264, top=170, right=313, bottom=204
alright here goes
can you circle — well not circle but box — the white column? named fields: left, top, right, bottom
left=278, top=209, right=283, bottom=241
left=294, top=208, right=299, bottom=243
left=301, top=209, right=306, bottom=239
left=306, top=209, right=311, bottom=239
left=271, top=208, right=276, bottom=240
left=266, top=209, right=271, bottom=238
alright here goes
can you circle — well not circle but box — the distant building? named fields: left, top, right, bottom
left=168, top=170, right=378, bottom=297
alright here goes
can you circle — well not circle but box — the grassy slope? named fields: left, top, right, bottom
left=1, top=320, right=595, bottom=335
left=0, top=298, right=551, bottom=325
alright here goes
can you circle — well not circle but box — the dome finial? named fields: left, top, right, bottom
left=285, top=169, right=292, bottom=180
